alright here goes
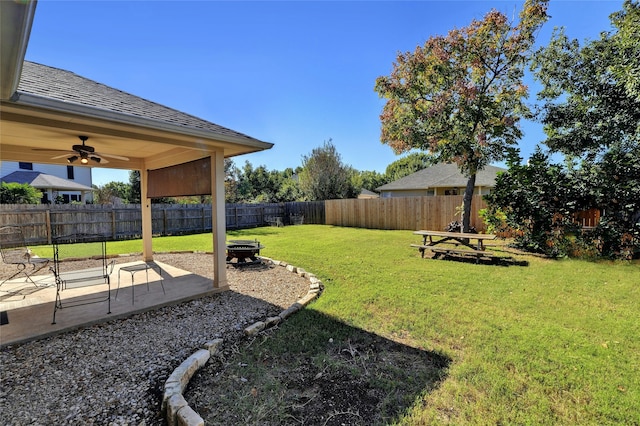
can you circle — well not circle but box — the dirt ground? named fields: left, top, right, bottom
left=185, top=309, right=451, bottom=425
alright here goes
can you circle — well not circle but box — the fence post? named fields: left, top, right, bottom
left=163, top=207, right=167, bottom=236
left=111, top=208, right=117, bottom=240
left=45, top=209, right=52, bottom=244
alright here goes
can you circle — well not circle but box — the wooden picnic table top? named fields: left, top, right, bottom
left=413, top=230, right=497, bottom=240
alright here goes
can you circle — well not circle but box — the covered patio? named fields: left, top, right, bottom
left=0, top=1, right=273, bottom=294
left=0, top=257, right=219, bottom=347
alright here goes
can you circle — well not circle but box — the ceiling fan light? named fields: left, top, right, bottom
left=67, top=156, right=78, bottom=163
left=90, top=156, right=101, bottom=163
left=80, top=152, right=89, bottom=164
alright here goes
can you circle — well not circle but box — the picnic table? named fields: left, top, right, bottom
left=411, top=230, right=498, bottom=263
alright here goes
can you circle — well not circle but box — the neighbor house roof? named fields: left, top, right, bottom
left=15, top=61, right=267, bottom=146
left=1, top=171, right=94, bottom=192
left=376, top=163, right=506, bottom=191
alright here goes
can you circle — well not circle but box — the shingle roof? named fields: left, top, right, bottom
left=15, top=61, right=266, bottom=144
left=1, top=171, right=94, bottom=191
left=376, top=163, right=506, bottom=191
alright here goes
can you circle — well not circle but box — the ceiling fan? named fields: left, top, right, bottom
left=34, top=136, right=130, bottom=165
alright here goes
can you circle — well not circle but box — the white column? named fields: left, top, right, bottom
left=211, top=151, right=228, bottom=289
left=140, top=168, right=153, bottom=262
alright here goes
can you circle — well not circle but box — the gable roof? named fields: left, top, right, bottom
left=1, top=171, right=94, bottom=192
left=15, top=61, right=267, bottom=146
left=376, top=163, right=506, bottom=191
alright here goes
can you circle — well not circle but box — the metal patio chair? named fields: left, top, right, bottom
left=0, top=225, right=51, bottom=287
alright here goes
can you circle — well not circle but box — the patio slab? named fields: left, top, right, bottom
left=0, top=261, right=224, bottom=348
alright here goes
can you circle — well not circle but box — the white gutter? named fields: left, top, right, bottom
left=0, top=0, right=37, bottom=100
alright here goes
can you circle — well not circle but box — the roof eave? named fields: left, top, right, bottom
left=0, top=1, right=37, bottom=100
left=11, top=91, right=274, bottom=151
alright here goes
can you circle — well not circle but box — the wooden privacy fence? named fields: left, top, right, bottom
left=0, top=201, right=326, bottom=245
left=225, top=201, right=325, bottom=229
left=325, top=195, right=489, bottom=232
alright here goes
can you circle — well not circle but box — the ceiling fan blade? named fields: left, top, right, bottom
left=32, top=148, right=71, bottom=153
left=96, top=152, right=130, bottom=161
left=51, top=153, right=73, bottom=160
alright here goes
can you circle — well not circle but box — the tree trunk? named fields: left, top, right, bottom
left=462, top=174, right=476, bottom=233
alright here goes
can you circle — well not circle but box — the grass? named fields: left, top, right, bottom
left=32, top=226, right=640, bottom=424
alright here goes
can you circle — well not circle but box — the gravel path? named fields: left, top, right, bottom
left=0, top=253, right=312, bottom=425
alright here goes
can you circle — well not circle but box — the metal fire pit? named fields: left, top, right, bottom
left=225, top=240, right=264, bottom=266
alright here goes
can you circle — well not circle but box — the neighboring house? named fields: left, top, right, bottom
left=357, top=188, right=379, bottom=199
left=376, top=163, right=505, bottom=198
left=1, top=161, right=93, bottom=203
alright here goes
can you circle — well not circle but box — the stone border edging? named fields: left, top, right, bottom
left=162, top=257, right=323, bottom=426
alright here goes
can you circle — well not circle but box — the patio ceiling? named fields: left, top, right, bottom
left=0, top=99, right=272, bottom=172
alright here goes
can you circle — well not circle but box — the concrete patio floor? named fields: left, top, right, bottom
left=0, top=261, right=222, bottom=348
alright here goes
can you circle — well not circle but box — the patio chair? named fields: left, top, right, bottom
left=50, top=233, right=114, bottom=324
left=0, top=226, right=50, bottom=287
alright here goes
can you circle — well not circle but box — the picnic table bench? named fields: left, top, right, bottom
left=412, top=230, right=499, bottom=263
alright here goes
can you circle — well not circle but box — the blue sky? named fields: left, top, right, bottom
left=25, top=0, right=623, bottom=186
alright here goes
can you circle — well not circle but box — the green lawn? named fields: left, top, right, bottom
left=33, top=225, right=640, bottom=424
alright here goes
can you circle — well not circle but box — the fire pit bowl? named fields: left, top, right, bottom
left=226, top=240, right=265, bottom=266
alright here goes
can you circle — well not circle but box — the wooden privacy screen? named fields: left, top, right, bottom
left=147, top=157, right=211, bottom=198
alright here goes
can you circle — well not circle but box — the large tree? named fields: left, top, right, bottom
left=610, top=0, right=640, bottom=101
left=384, top=152, right=433, bottom=182
left=531, top=0, right=640, bottom=257
left=533, top=0, right=640, bottom=159
left=299, top=140, right=356, bottom=200
left=375, top=0, right=548, bottom=232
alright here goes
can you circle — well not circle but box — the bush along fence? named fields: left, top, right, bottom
left=0, top=201, right=326, bottom=245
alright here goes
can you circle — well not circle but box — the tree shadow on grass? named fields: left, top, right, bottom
left=186, top=308, right=451, bottom=425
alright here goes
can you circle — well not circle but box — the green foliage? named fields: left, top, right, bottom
left=375, top=0, right=548, bottom=231
left=530, top=1, right=640, bottom=259
left=351, top=169, right=387, bottom=193
left=532, top=27, right=640, bottom=158
left=94, top=181, right=133, bottom=204
left=384, top=152, right=432, bottom=182
left=580, top=145, right=640, bottom=258
left=228, top=161, right=304, bottom=203
left=484, top=149, right=583, bottom=257
left=610, top=0, right=640, bottom=101
left=298, top=139, right=357, bottom=200
left=486, top=147, right=640, bottom=259
left=0, top=182, right=42, bottom=204
left=128, top=170, right=141, bottom=204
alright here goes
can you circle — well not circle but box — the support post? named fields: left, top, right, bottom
left=211, top=152, right=228, bottom=289
left=140, top=168, right=154, bottom=262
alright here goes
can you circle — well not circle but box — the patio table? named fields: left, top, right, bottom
left=116, top=263, right=165, bottom=304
